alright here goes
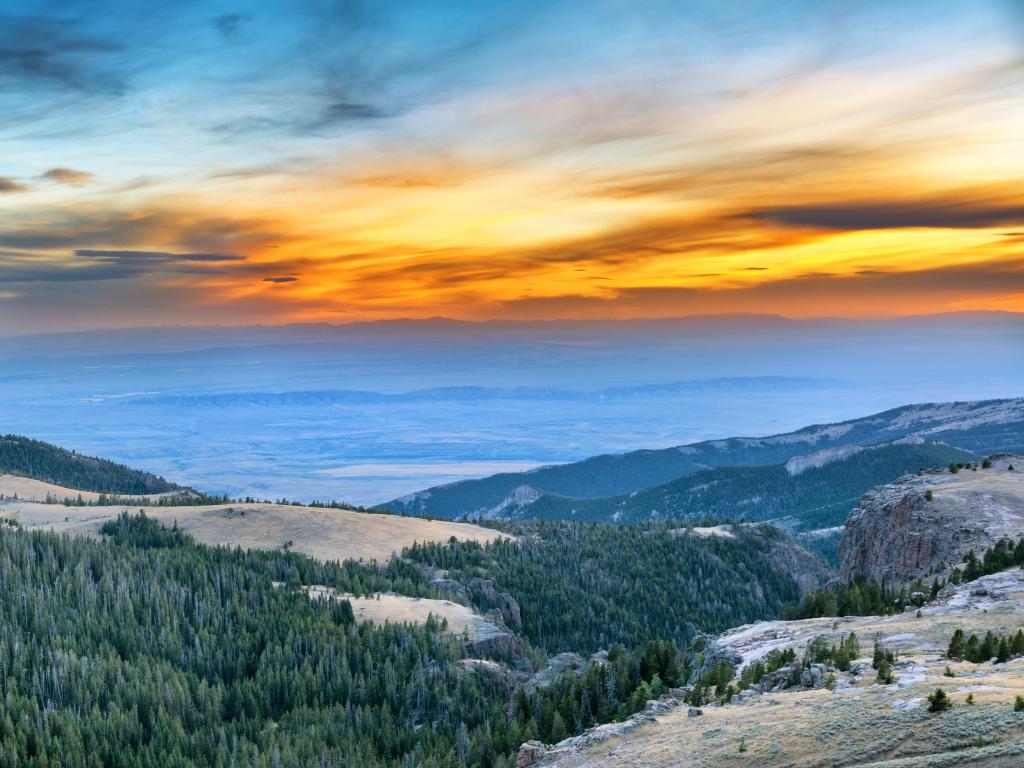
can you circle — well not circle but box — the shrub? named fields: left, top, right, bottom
left=927, top=688, right=952, bottom=713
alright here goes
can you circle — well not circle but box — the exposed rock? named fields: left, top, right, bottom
left=800, top=663, right=828, bottom=688
left=687, top=707, right=703, bottom=717
left=688, top=638, right=742, bottom=683
left=516, top=741, right=546, bottom=767
left=525, top=652, right=587, bottom=693
left=785, top=444, right=864, bottom=476
left=839, top=454, right=1024, bottom=586
left=429, top=577, right=469, bottom=601
left=458, top=658, right=506, bottom=679
left=469, top=578, right=523, bottom=630
left=644, top=697, right=679, bottom=717
left=762, top=532, right=833, bottom=594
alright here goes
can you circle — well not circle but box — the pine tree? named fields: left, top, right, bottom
left=927, top=688, right=952, bottom=713
left=947, top=629, right=965, bottom=660
left=997, top=637, right=1011, bottom=664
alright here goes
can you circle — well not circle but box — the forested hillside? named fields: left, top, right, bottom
left=381, top=398, right=1024, bottom=518
left=406, top=521, right=825, bottom=653
left=0, top=434, right=181, bottom=494
left=517, top=442, right=977, bottom=530
left=0, top=511, right=825, bottom=767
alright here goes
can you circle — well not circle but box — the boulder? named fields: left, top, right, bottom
left=516, top=741, right=546, bottom=767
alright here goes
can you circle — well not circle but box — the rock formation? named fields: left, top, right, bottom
left=839, top=454, right=1024, bottom=585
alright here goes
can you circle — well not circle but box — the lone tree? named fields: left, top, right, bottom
left=928, top=688, right=952, bottom=713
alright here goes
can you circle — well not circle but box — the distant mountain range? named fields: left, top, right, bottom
left=379, top=398, right=1024, bottom=527
left=123, top=376, right=836, bottom=407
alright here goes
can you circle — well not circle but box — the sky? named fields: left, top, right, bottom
left=2, top=0, right=1023, bottom=333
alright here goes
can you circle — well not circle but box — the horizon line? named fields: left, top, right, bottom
left=2, top=309, right=1022, bottom=340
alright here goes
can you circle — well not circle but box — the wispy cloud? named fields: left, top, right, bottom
left=40, top=167, right=94, bottom=186
left=0, top=177, right=28, bottom=193
left=0, top=248, right=246, bottom=283
left=747, top=197, right=1024, bottom=230
left=0, top=14, right=124, bottom=94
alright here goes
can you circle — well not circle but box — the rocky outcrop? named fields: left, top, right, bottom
left=516, top=741, right=546, bottom=767
left=524, top=652, right=587, bottom=693
left=429, top=577, right=470, bottom=601
left=839, top=454, right=1024, bottom=585
left=466, top=627, right=527, bottom=665
left=469, top=578, right=523, bottom=629
left=761, top=531, right=833, bottom=594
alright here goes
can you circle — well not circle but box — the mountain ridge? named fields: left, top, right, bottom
left=380, top=398, right=1024, bottom=517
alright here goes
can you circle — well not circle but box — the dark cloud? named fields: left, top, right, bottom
left=214, top=13, right=251, bottom=39
left=41, top=167, right=93, bottom=186
left=75, top=249, right=244, bottom=263
left=1, top=249, right=246, bottom=284
left=0, top=177, right=27, bottom=193
left=319, top=100, right=388, bottom=122
left=0, top=15, right=124, bottom=94
left=263, top=276, right=298, bottom=283
left=747, top=200, right=1024, bottom=230
left=0, top=209, right=279, bottom=252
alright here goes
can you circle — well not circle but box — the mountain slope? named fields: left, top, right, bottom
left=379, top=398, right=1024, bottom=518
left=404, top=520, right=830, bottom=654
left=534, top=568, right=1024, bottom=768
left=0, top=434, right=182, bottom=495
left=494, top=441, right=978, bottom=530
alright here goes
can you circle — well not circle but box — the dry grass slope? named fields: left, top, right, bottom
left=0, top=498, right=509, bottom=563
left=540, top=570, right=1024, bottom=768
left=0, top=474, right=178, bottom=504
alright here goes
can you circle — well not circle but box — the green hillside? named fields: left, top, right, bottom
left=406, top=520, right=824, bottom=654
left=0, top=504, right=825, bottom=766
left=0, top=434, right=182, bottom=495
left=516, top=442, right=977, bottom=530
left=381, top=399, right=1021, bottom=519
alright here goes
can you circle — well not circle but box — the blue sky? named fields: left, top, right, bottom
left=2, top=1, right=1023, bottom=331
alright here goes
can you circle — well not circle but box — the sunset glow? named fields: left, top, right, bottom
left=2, top=1, right=1023, bottom=331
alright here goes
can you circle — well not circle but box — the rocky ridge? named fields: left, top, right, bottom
left=839, top=454, right=1024, bottom=585
left=526, top=568, right=1024, bottom=767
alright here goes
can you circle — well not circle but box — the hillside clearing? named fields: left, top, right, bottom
left=303, top=587, right=505, bottom=642
left=0, top=474, right=179, bottom=504
left=0, top=498, right=510, bottom=563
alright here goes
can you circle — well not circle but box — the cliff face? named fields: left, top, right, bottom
left=839, top=454, right=1024, bottom=585
left=762, top=531, right=833, bottom=594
